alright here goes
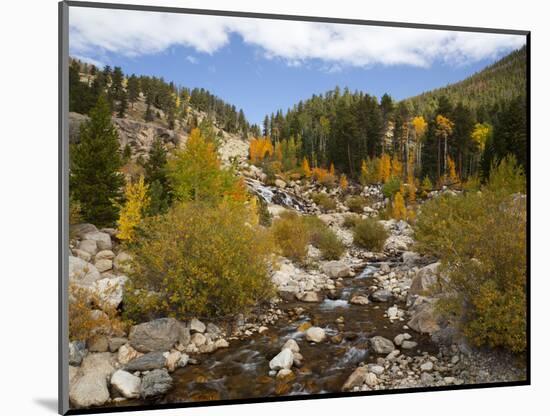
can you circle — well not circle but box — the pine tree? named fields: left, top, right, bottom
left=127, top=74, right=140, bottom=108
left=70, top=95, right=124, bottom=226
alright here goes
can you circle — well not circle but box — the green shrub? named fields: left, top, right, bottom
left=257, top=196, right=272, bottom=227
left=123, top=202, right=274, bottom=321
left=346, top=195, right=368, bottom=213
left=303, top=216, right=345, bottom=260
left=352, top=218, right=388, bottom=251
left=272, top=211, right=310, bottom=263
left=381, top=176, right=402, bottom=198
left=342, top=214, right=361, bottom=229
left=311, top=192, right=337, bottom=212
left=414, top=156, right=526, bottom=352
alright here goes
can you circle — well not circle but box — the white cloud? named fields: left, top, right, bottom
left=186, top=55, right=198, bottom=64
left=69, top=7, right=525, bottom=69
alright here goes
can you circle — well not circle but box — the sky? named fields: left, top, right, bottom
left=69, top=7, right=526, bottom=126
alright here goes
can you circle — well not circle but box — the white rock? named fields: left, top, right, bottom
left=189, top=318, right=206, bottom=333
left=420, top=361, right=434, bottom=372
left=82, top=231, right=112, bottom=250
left=78, top=239, right=98, bottom=256
left=305, top=327, right=326, bottom=343
left=282, top=339, right=300, bottom=353
left=269, top=348, right=294, bottom=370
left=111, top=370, right=141, bottom=398
left=69, top=256, right=101, bottom=287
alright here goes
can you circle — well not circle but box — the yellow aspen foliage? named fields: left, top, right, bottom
left=249, top=137, right=274, bottom=164
left=117, top=175, right=150, bottom=242
left=360, top=160, right=368, bottom=185
left=392, top=191, right=407, bottom=220
left=302, top=157, right=312, bottom=178
left=447, top=156, right=459, bottom=183
left=412, top=116, right=428, bottom=140
left=378, top=153, right=391, bottom=183
left=435, top=115, right=454, bottom=136
left=391, top=155, right=403, bottom=178
left=471, top=122, right=492, bottom=152
left=407, top=172, right=417, bottom=203
left=329, top=162, right=335, bottom=176
left=339, top=174, right=349, bottom=191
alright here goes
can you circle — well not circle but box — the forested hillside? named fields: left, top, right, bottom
left=255, top=46, right=526, bottom=187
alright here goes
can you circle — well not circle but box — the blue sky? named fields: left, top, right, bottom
left=69, top=7, right=526, bottom=125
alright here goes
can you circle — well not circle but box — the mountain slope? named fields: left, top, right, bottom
left=405, top=46, right=527, bottom=116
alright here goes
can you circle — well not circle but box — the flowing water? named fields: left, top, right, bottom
left=156, top=262, right=438, bottom=404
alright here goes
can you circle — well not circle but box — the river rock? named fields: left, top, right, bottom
left=401, top=340, right=418, bottom=349
left=190, top=333, right=207, bottom=347
left=371, top=289, right=393, bottom=302
left=80, top=352, right=116, bottom=378
left=69, top=256, right=101, bottom=287
left=72, top=248, right=92, bottom=262
left=282, top=338, right=300, bottom=353
left=111, top=370, right=141, bottom=399
left=370, top=336, right=395, bottom=354
left=305, top=326, right=326, bottom=343
left=69, top=341, right=87, bottom=366
left=274, top=179, right=287, bottom=188
left=276, top=369, right=294, bottom=381
left=292, top=352, right=304, bottom=368
left=296, top=291, right=323, bottom=303
left=269, top=348, right=294, bottom=370
left=214, top=338, right=229, bottom=349
left=410, top=262, right=441, bottom=295
left=69, top=372, right=110, bottom=408
left=407, top=301, right=441, bottom=334
left=393, top=333, right=412, bottom=346
left=108, top=337, right=128, bottom=353
left=165, top=351, right=182, bottom=372
left=350, top=294, right=369, bottom=305
left=70, top=223, right=98, bottom=239
left=92, top=276, right=127, bottom=309
left=402, top=251, right=421, bottom=267
left=178, top=353, right=190, bottom=368
left=129, top=318, right=181, bottom=353
left=124, top=351, right=167, bottom=371
left=421, top=372, right=435, bottom=384
left=78, top=239, right=98, bottom=256
left=420, top=361, right=434, bottom=372
left=140, top=368, right=173, bottom=399
left=117, top=344, right=142, bottom=365
left=82, top=231, right=112, bottom=250
left=368, top=364, right=385, bottom=375
left=87, top=335, right=109, bottom=352
left=322, top=261, right=351, bottom=278
left=113, top=251, right=133, bottom=274
left=342, top=366, right=368, bottom=391
left=380, top=263, right=391, bottom=274
left=94, top=259, right=113, bottom=273
left=189, top=318, right=206, bottom=333
left=365, top=372, right=378, bottom=387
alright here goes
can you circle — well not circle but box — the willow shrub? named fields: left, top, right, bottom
left=352, top=218, right=388, bottom=251
left=123, top=202, right=274, bottom=321
left=414, top=156, right=526, bottom=353
left=272, top=212, right=344, bottom=263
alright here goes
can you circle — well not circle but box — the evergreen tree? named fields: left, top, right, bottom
left=127, top=74, right=140, bottom=107
left=70, top=95, right=124, bottom=226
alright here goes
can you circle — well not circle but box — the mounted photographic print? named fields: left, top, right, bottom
left=59, top=1, right=530, bottom=414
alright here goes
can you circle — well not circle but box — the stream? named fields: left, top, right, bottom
left=157, top=261, right=438, bottom=403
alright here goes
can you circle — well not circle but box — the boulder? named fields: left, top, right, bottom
left=178, top=326, right=191, bottom=347
left=70, top=223, right=98, bottom=239
left=371, top=289, right=393, bottom=302
left=410, top=262, right=441, bottom=295
left=80, top=353, right=116, bottom=378
left=87, top=335, right=109, bottom=353
left=82, top=231, right=112, bottom=251
left=380, top=263, right=391, bottom=274
left=370, top=336, right=395, bottom=354
left=117, top=344, right=142, bottom=365
left=111, top=370, right=141, bottom=399
left=296, top=291, right=323, bottom=303
left=78, top=240, right=98, bottom=256
left=269, top=348, right=294, bottom=370
left=206, top=323, right=222, bottom=338
left=402, top=251, right=421, bottom=267
left=282, top=339, right=300, bottom=353
left=69, top=372, right=110, bottom=408
left=124, top=351, right=166, bottom=372
left=420, top=361, right=434, bottom=372
left=129, top=318, right=181, bottom=353
left=95, top=250, right=115, bottom=261
left=140, top=369, right=173, bottom=399
left=190, top=333, right=207, bottom=347
left=69, top=366, right=79, bottom=385
left=113, top=251, right=133, bottom=274
left=349, top=294, right=369, bottom=305
left=108, top=337, right=128, bottom=353
left=95, top=259, right=113, bottom=273
left=274, top=179, right=287, bottom=188
left=322, top=261, right=351, bottom=278
left=393, top=333, right=411, bottom=346
left=305, top=327, right=326, bottom=343
left=407, top=301, right=441, bottom=335
left=72, top=249, right=92, bottom=262
left=401, top=340, right=418, bottom=349
left=214, top=338, right=229, bottom=349
left=92, top=276, right=127, bottom=309
left=189, top=318, right=206, bottom=334
left=165, top=351, right=182, bottom=372
left=69, top=341, right=87, bottom=366
left=69, top=256, right=101, bottom=287
left=342, top=366, right=368, bottom=391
